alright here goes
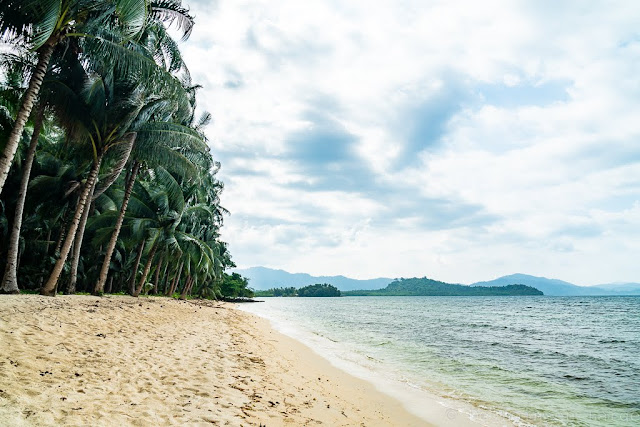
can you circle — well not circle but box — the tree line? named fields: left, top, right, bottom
left=0, top=0, right=248, bottom=299
left=255, top=284, right=341, bottom=297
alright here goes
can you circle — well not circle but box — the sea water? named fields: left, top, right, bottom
left=239, top=296, right=640, bottom=426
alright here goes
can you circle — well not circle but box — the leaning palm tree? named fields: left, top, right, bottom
left=39, top=68, right=147, bottom=295
left=0, top=0, right=136, bottom=193
left=0, top=45, right=71, bottom=293
left=0, top=103, right=45, bottom=293
left=91, top=37, right=209, bottom=295
left=0, top=0, right=195, bottom=194
left=92, top=119, right=208, bottom=294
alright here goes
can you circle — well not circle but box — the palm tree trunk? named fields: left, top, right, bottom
left=0, top=41, right=56, bottom=195
left=167, top=262, right=183, bottom=296
left=44, top=228, right=52, bottom=255
left=94, top=161, right=140, bottom=295
left=53, top=215, right=68, bottom=256
left=0, top=104, right=45, bottom=294
left=106, top=276, right=114, bottom=294
left=40, top=153, right=104, bottom=296
left=66, top=194, right=95, bottom=294
left=179, top=275, right=193, bottom=300
left=152, top=253, right=164, bottom=295
left=129, top=241, right=145, bottom=295
left=133, top=243, right=158, bottom=297
left=160, top=259, right=170, bottom=294
left=186, top=277, right=195, bottom=298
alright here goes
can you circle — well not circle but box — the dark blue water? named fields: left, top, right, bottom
left=242, top=296, right=640, bottom=426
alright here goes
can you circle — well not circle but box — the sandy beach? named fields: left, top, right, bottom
left=0, top=295, right=439, bottom=426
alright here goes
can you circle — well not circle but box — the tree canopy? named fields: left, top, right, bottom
left=255, top=284, right=341, bottom=297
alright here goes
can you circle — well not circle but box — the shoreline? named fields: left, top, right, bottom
left=239, top=301, right=517, bottom=427
left=0, top=294, right=429, bottom=426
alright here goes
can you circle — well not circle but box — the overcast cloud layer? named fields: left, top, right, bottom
left=182, top=0, right=640, bottom=285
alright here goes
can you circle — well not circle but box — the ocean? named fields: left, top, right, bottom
left=239, top=296, right=640, bottom=426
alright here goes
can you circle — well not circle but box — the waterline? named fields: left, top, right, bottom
left=240, top=296, right=640, bottom=426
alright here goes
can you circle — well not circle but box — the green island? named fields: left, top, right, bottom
left=255, top=283, right=341, bottom=297
left=342, top=277, right=544, bottom=296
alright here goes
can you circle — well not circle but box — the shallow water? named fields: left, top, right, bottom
left=241, top=296, right=640, bottom=426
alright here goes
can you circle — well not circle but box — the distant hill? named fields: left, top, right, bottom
left=234, top=266, right=392, bottom=291
left=236, top=268, right=639, bottom=296
left=472, top=274, right=640, bottom=296
left=593, top=282, right=640, bottom=294
left=344, top=277, right=543, bottom=296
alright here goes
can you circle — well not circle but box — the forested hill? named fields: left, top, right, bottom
left=234, top=267, right=391, bottom=291
left=343, top=277, right=543, bottom=296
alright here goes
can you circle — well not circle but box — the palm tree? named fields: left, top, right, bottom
left=0, top=103, right=45, bottom=293
left=38, top=67, right=144, bottom=295
left=92, top=120, right=207, bottom=294
left=91, top=42, right=209, bottom=295
left=0, top=0, right=134, bottom=193
left=1, top=43, right=79, bottom=293
left=0, top=0, right=195, bottom=194
left=0, top=1, right=238, bottom=297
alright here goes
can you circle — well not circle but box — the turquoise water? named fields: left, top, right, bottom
left=241, top=296, right=640, bottom=426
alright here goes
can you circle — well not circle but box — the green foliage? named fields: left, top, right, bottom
left=0, top=0, right=236, bottom=298
left=253, top=284, right=341, bottom=297
left=254, top=286, right=297, bottom=297
left=297, top=283, right=341, bottom=297
left=219, top=273, right=253, bottom=299
left=343, top=278, right=544, bottom=296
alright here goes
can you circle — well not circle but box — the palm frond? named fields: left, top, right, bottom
left=152, top=166, right=184, bottom=214
left=29, top=0, right=61, bottom=49
left=149, top=0, right=194, bottom=41
left=114, top=0, right=148, bottom=39
left=93, top=132, right=135, bottom=198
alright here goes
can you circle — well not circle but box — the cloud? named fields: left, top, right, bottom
left=287, top=110, right=356, bottom=164
left=390, top=75, right=470, bottom=165
left=180, top=0, right=640, bottom=285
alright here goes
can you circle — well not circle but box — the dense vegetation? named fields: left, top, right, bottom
left=343, top=278, right=544, bottom=296
left=219, top=273, right=254, bottom=300
left=254, top=287, right=297, bottom=297
left=254, top=283, right=341, bottom=297
left=0, top=0, right=250, bottom=299
left=298, top=283, right=340, bottom=297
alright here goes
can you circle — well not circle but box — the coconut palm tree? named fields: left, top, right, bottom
left=0, top=0, right=195, bottom=194
left=0, top=103, right=45, bottom=293
left=92, top=119, right=208, bottom=294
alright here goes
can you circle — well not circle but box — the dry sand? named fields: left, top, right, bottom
left=0, top=294, right=435, bottom=426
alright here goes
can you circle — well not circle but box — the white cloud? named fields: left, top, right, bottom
left=182, top=0, right=640, bottom=285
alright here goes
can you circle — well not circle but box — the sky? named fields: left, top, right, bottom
left=180, top=0, right=640, bottom=285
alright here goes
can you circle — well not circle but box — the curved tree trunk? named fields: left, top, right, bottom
left=159, top=258, right=170, bottom=294
left=53, top=214, right=68, bottom=256
left=0, top=41, right=56, bottom=195
left=0, top=104, right=45, bottom=294
left=152, top=252, right=164, bottom=295
left=94, top=161, right=140, bottom=295
left=179, top=275, right=193, bottom=300
left=129, top=241, right=145, bottom=295
left=133, top=243, right=157, bottom=297
left=40, top=153, right=104, bottom=296
left=66, top=194, right=95, bottom=294
left=166, top=261, right=183, bottom=296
